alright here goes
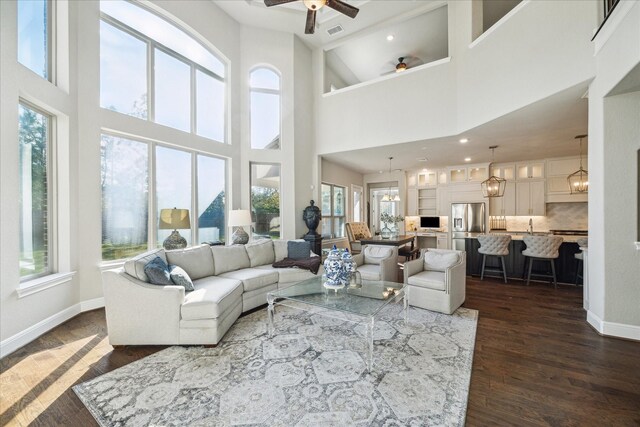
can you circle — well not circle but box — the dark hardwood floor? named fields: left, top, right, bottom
left=1, top=277, right=638, bottom=426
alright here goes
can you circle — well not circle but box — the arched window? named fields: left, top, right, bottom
left=250, top=67, right=281, bottom=150
left=100, top=1, right=226, bottom=142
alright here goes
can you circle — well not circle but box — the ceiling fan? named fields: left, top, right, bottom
left=381, top=56, right=424, bottom=75
left=264, top=0, right=360, bottom=34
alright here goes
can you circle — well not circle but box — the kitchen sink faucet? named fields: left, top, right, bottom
left=528, top=218, right=534, bottom=235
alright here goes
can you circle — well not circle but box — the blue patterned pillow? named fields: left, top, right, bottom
left=143, top=256, right=173, bottom=286
left=169, top=265, right=194, bottom=292
left=287, top=241, right=311, bottom=260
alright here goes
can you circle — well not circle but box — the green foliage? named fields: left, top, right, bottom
left=251, top=187, right=280, bottom=214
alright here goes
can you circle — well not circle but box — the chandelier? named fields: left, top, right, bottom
left=481, top=146, right=506, bottom=198
left=381, top=157, right=400, bottom=202
left=568, top=135, right=588, bottom=194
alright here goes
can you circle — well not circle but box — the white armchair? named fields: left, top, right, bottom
left=352, top=245, right=398, bottom=282
left=403, top=249, right=466, bottom=315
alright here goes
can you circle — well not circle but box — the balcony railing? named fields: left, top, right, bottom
left=592, top=0, right=621, bottom=40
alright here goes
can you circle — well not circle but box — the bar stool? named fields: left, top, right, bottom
left=477, top=234, right=511, bottom=283
left=522, top=235, right=564, bottom=288
left=574, top=237, right=588, bottom=285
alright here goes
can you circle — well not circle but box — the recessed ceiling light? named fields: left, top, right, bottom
left=459, top=138, right=469, bottom=143
left=464, top=157, right=471, bottom=162
left=386, top=34, right=394, bottom=41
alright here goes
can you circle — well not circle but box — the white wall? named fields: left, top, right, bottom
left=314, top=0, right=597, bottom=155
left=587, top=0, right=640, bottom=339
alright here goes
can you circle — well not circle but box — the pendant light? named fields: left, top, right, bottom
left=381, top=157, right=401, bottom=202
left=481, top=145, right=507, bottom=198
left=568, top=134, right=588, bottom=194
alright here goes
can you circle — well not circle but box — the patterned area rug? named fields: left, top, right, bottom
left=74, top=302, right=478, bottom=426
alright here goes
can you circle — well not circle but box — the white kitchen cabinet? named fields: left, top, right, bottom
left=449, top=168, right=467, bottom=183
left=546, top=157, right=588, bottom=202
left=468, top=166, right=488, bottom=182
left=407, top=188, right=418, bottom=216
left=437, top=169, right=448, bottom=185
left=517, top=162, right=545, bottom=180
left=489, top=181, right=516, bottom=216
left=436, top=233, right=449, bottom=249
left=417, top=170, right=437, bottom=187
left=490, top=164, right=516, bottom=180
left=436, top=186, right=449, bottom=216
left=516, top=181, right=545, bottom=216
left=407, top=171, right=418, bottom=188
left=417, top=188, right=437, bottom=215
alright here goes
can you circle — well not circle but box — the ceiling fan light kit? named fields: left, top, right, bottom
left=264, top=0, right=359, bottom=34
left=395, top=57, right=407, bottom=73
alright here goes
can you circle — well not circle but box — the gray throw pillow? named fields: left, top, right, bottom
left=144, top=256, right=173, bottom=286
left=288, top=241, right=311, bottom=260
left=169, top=265, right=194, bottom=292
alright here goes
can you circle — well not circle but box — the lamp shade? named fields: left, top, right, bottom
left=159, top=208, right=191, bottom=230
left=228, top=209, right=252, bottom=227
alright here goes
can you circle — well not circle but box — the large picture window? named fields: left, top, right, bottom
left=17, top=0, right=51, bottom=80
left=250, top=68, right=281, bottom=149
left=100, top=134, right=227, bottom=260
left=251, top=163, right=281, bottom=239
left=100, top=1, right=226, bottom=142
left=19, top=103, right=52, bottom=280
left=321, top=183, right=346, bottom=239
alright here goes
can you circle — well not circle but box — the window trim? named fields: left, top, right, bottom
left=100, top=7, right=227, bottom=143
left=321, top=182, right=347, bottom=240
left=100, top=131, right=229, bottom=262
left=249, top=66, right=282, bottom=150
left=18, top=99, right=56, bottom=283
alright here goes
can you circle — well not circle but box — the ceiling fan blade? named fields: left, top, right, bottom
left=326, top=0, right=359, bottom=18
left=305, top=9, right=316, bottom=34
left=264, top=0, right=298, bottom=7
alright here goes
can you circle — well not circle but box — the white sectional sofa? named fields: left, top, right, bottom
left=102, top=239, right=322, bottom=346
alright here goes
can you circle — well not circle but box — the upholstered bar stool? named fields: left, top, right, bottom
left=574, top=237, right=588, bottom=285
left=522, top=235, right=564, bottom=288
left=477, top=234, right=511, bottom=283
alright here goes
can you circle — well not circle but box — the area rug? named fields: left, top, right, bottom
left=74, top=302, right=478, bottom=426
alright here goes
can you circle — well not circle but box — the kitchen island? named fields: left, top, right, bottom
left=464, top=233, right=585, bottom=284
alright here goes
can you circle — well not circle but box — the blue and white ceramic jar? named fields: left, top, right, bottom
left=341, top=249, right=357, bottom=286
left=323, top=245, right=344, bottom=288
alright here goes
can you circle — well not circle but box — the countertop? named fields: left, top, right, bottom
left=461, top=232, right=587, bottom=243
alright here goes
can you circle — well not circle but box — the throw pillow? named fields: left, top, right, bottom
left=288, top=241, right=311, bottom=260
left=169, top=265, right=195, bottom=292
left=423, top=250, right=460, bottom=272
left=354, top=233, right=365, bottom=240
left=143, top=256, right=173, bottom=286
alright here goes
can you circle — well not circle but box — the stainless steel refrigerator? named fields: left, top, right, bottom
left=451, top=203, right=486, bottom=251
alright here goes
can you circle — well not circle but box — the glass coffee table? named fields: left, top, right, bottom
left=266, top=276, right=407, bottom=372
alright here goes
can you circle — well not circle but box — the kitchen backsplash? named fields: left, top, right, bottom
left=500, top=202, right=588, bottom=232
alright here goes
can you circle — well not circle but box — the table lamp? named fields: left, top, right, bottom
left=228, top=210, right=252, bottom=245
left=159, top=208, right=191, bottom=250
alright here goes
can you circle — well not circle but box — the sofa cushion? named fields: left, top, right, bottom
left=363, top=246, right=394, bottom=265
left=245, top=239, right=275, bottom=267
left=144, top=256, right=173, bottom=286
left=166, top=245, right=215, bottom=280
left=407, top=270, right=446, bottom=291
left=288, top=241, right=311, bottom=259
left=181, top=277, right=243, bottom=320
left=219, top=268, right=279, bottom=292
left=211, top=245, right=250, bottom=275
left=124, top=248, right=167, bottom=282
left=169, top=265, right=194, bottom=291
left=357, top=264, right=382, bottom=281
left=255, top=264, right=322, bottom=284
left=423, top=250, right=460, bottom=272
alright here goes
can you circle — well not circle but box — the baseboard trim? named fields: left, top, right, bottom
left=0, top=297, right=106, bottom=359
left=81, top=297, right=105, bottom=312
left=587, top=310, right=640, bottom=341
